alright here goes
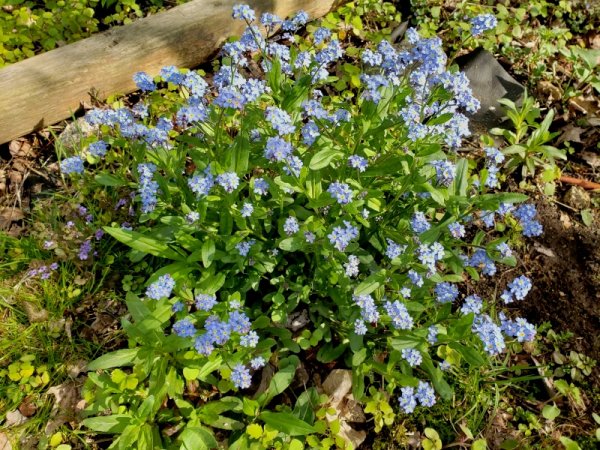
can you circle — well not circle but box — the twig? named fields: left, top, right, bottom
left=559, top=175, right=600, bottom=190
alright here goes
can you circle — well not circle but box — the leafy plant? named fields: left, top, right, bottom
left=52, top=4, right=549, bottom=448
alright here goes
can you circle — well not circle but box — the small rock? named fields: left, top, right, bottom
left=457, top=48, right=526, bottom=130
left=322, top=369, right=352, bottom=407
left=57, top=117, right=98, bottom=151
left=564, top=186, right=591, bottom=210
left=339, top=421, right=367, bottom=449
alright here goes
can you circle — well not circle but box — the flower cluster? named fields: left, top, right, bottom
left=398, top=380, right=436, bottom=414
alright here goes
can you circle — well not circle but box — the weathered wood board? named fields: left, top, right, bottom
left=0, top=0, right=339, bottom=144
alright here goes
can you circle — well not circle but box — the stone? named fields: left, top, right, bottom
left=322, top=369, right=352, bottom=407
left=456, top=48, right=526, bottom=130
left=57, top=117, right=98, bottom=151
left=564, top=186, right=591, bottom=210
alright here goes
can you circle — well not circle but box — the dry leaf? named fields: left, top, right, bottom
left=5, top=410, right=27, bottom=427
left=45, top=381, right=84, bottom=435
left=580, top=151, right=600, bottom=169
left=538, top=80, right=563, bottom=102
left=0, top=432, right=13, bottom=450
left=22, top=301, right=49, bottom=323
left=568, top=96, right=600, bottom=116
left=18, top=397, right=37, bottom=417
left=8, top=139, right=34, bottom=158
left=534, top=243, right=556, bottom=258
left=557, top=124, right=585, bottom=145
left=0, top=208, right=25, bottom=229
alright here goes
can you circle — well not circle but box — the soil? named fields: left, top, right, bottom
left=518, top=198, right=600, bottom=362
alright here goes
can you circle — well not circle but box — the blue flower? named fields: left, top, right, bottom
left=470, top=14, right=498, bottom=36
left=284, top=216, right=300, bottom=235
left=205, top=316, right=231, bottom=345
left=260, top=12, right=281, bottom=29
left=231, top=363, right=252, bottom=389
left=240, top=330, right=259, bottom=348
left=348, top=155, right=368, bottom=172
left=301, top=121, right=320, bottom=146
left=228, top=310, right=252, bottom=334
left=60, top=156, right=85, bottom=176
left=253, top=178, right=269, bottom=196
left=469, top=249, right=496, bottom=276
left=188, top=172, right=215, bottom=197
left=398, top=387, right=417, bottom=414
left=353, top=294, right=379, bottom=323
left=137, top=163, right=159, bottom=213
left=354, top=319, right=368, bottom=335
left=386, top=239, right=406, bottom=259
left=384, top=301, right=413, bottom=330
left=146, top=274, right=175, bottom=300
left=411, top=212, right=431, bottom=234
left=173, top=318, right=196, bottom=338
left=416, top=381, right=436, bottom=407
left=402, top=348, right=422, bottom=367
left=133, top=71, right=156, bottom=91
left=241, top=202, right=254, bottom=218
left=408, top=269, right=424, bottom=287
left=344, top=255, right=360, bottom=277
left=461, top=294, right=483, bottom=315
left=194, top=334, right=215, bottom=356
left=501, top=275, right=532, bottom=304
left=485, top=147, right=505, bottom=165
left=195, top=293, right=217, bottom=311
left=431, top=160, right=456, bottom=186
left=216, top=172, right=240, bottom=193
left=499, top=313, right=536, bottom=342
left=160, top=65, right=184, bottom=85
left=236, top=239, right=255, bottom=256
left=361, top=49, right=382, bottom=66
left=313, top=27, right=331, bottom=45
left=496, top=242, right=512, bottom=258
left=266, top=106, right=296, bottom=135
left=427, top=325, right=438, bottom=344
left=304, top=231, right=316, bottom=243
left=434, top=282, right=459, bottom=304
left=480, top=210, right=495, bottom=228
left=89, top=140, right=108, bottom=158
left=328, top=221, right=359, bottom=251
left=448, top=222, right=465, bottom=239
left=250, top=356, right=266, bottom=369
left=264, top=136, right=294, bottom=162
left=472, top=315, right=505, bottom=355
left=327, top=181, right=354, bottom=205
left=186, top=211, right=200, bottom=224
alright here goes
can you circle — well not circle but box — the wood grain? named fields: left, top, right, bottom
left=0, top=0, right=339, bottom=144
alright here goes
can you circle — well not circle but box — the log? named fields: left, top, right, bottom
left=0, top=0, right=340, bottom=145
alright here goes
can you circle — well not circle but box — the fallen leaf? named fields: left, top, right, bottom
left=568, top=96, right=600, bottom=116
left=0, top=432, right=13, bottom=450
left=45, top=381, right=84, bottom=435
left=538, top=80, right=563, bottom=102
left=534, top=243, right=556, bottom=258
left=5, top=410, right=27, bottom=427
left=580, top=151, right=600, bottom=169
left=0, top=208, right=25, bottom=229
left=557, top=124, right=585, bottom=145
left=18, top=397, right=37, bottom=417
left=8, top=139, right=34, bottom=158
left=22, top=301, right=49, bottom=323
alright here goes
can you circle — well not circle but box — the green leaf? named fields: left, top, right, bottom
left=581, top=209, right=593, bottom=227
left=87, top=348, right=139, bottom=370
left=259, top=412, right=316, bottom=436
left=472, top=439, right=487, bottom=450
left=260, top=356, right=299, bottom=406
left=94, top=173, right=128, bottom=187
left=201, top=240, right=216, bottom=268
left=452, top=159, right=469, bottom=197
left=317, top=342, right=348, bottom=363
left=81, top=415, right=131, bottom=433
left=448, top=342, right=486, bottom=367
left=103, top=227, right=184, bottom=260
left=354, top=272, right=383, bottom=296
left=559, top=437, right=581, bottom=450
left=180, top=426, right=218, bottom=450
left=279, top=237, right=304, bottom=252
left=542, top=404, right=561, bottom=421
left=309, top=149, right=344, bottom=170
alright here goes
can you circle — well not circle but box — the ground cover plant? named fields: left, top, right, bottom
left=0, top=1, right=598, bottom=449
left=40, top=5, right=559, bottom=448
left=0, top=0, right=190, bottom=66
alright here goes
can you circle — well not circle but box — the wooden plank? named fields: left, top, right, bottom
left=0, top=0, right=339, bottom=145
